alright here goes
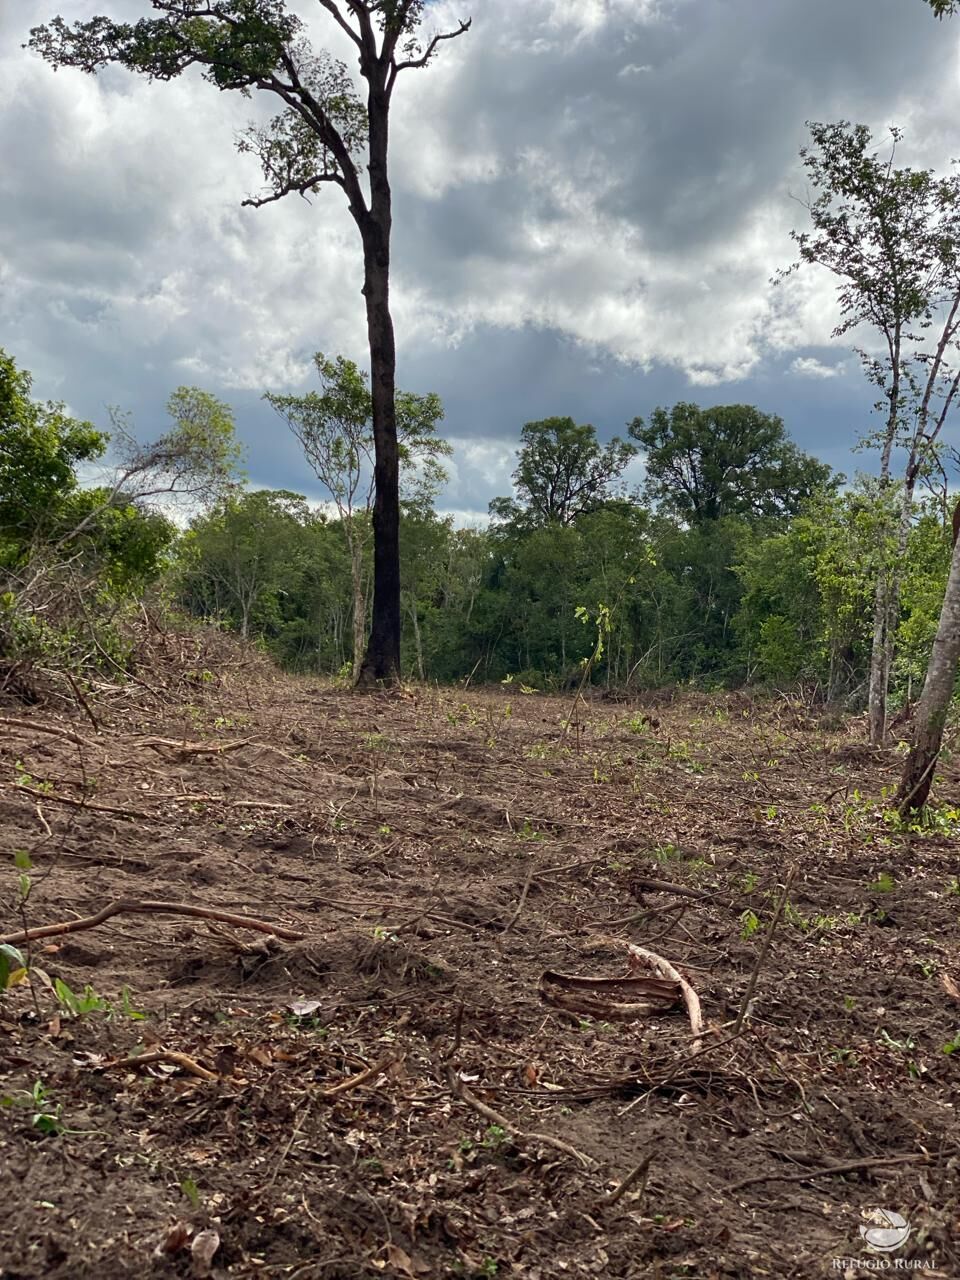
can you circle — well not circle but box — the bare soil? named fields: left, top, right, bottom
left=0, top=667, right=958, bottom=1279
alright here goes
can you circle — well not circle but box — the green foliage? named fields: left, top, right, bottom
left=0, top=1081, right=66, bottom=1137
left=0, top=943, right=26, bottom=993
left=629, top=402, right=834, bottom=525
left=0, top=348, right=106, bottom=557
left=490, top=417, right=636, bottom=529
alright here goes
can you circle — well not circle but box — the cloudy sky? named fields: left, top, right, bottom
left=2, top=0, right=959, bottom=521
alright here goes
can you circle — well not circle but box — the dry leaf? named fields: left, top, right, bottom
left=380, top=1243, right=431, bottom=1277
left=941, top=972, right=960, bottom=1002
left=191, top=1228, right=221, bottom=1277
left=154, top=1220, right=190, bottom=1257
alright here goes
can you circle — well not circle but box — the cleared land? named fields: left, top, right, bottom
left=0, top=665, right=958, bottom=1278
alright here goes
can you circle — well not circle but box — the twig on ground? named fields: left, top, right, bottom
left=34, top=803, right=52, bottom=838
left=617, top=1031, right=745, bottom=1116
left=105, top=1049, right=219, bottom=1081
left=734, top=863, right=797, bottom=1034
left=448, top=1068, right=598, bottom=1169
left=502, top=864, right=536, bottom=934
left=4, top=782, right=153, bottom=822
left=0, top=898, right=305, bottom=945
left=602, top=1151, right=655, bottom=1207
left=0, top=716, right=94, bottom=749
left=135, top=735, right=255, bottom=757
left=318, top=1055, right=397, bottom=1100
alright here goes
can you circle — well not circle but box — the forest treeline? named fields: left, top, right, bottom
left=1, top=345, right=952, bottom=708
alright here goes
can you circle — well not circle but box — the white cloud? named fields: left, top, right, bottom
left=791, top=356, right=841, bottom=379
left=3, top=0, right=960, bottom=507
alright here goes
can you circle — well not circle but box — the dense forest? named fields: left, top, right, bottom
left=1, top=343, right=953, bottom=708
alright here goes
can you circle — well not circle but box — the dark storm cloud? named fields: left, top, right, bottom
left=2, top=0, right=959, bottom=516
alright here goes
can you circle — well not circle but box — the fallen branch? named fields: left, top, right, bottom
left=105, top=1049, right=219, bottom=1082
left=5, top=783, right=153, bottom=822
left=724, top=1152, right=927, bottom=1194
left=0, top=898, right=305, bottom=946
left=449, top=1069, right=597, bottom=1169
left=628, top=944, right=703, bottom=1052
left=318, top=1054, right=397, bottom=1100
left=135, top=736, right=255, bottom=757
left=0, top=715, right=96, bottom=749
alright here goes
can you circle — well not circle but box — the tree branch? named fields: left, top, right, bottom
left=390, top=18, right=471, bottom=86
left=242, top=170, right=344, bottom=206
left=315, top=0, right=363, bottom=49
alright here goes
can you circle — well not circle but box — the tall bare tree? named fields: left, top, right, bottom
left=29, top=0, right=470, bottom=685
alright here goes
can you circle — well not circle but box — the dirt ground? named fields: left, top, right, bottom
left=0, top=661, right=958, bottom=1279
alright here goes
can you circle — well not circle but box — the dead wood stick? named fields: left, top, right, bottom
left=616, top=1031, right=745, bottom=1117
left=602, top=1151, right=655, bottom=1207
left=34, top=803, right=52, bottom=838
left=449, top=1069, right=597, bottom=1169
left=588, top=900, right=690, bottom=929
left=135, top=736, right=255, bottom=756
left=105, top=1049, right=219, bottom=1082
left=502, top=864, right=536, bottom=935
left=318, top=1055, right=397, bottom=1100
left=4, top=783, right=153, bottom=822
left=628, top=943, right=703, bottom=1052
left=0, top=716, right=94, bottom=748
left=724, top=1152, right=927, bottom=1195
left=734, top=863, right=797, bottom=1034
left=0, top=898, right=305, bottom=946
left=64, top=671, right=101, bottom=734
left=631, top=877, right=713, bottom=901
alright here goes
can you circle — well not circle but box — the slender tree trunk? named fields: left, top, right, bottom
left=357, top=91, right=401, bottom=686
left=408, top=597, right=425, bottom=681
left=351, top=563, right=366, bottom=683
left=896, top=530, right=960, bottom=813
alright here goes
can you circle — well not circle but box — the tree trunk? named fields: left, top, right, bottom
left=895, top=531, right=960, bottom=813
left=408, top=596, right=425, bottom=681
left=351, top=562, right=366, bottom=683
left=356, top=88, right=401, bottom=687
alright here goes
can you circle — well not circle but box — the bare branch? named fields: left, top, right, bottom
left=390, top=17, right=471, bottom=85
left=242, top=171, right=344, bottom=207
left=315, top=0, right=363, bottom=49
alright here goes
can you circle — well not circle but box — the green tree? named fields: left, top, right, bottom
left=783, top=121, right=960, bottom=742
left=629, top=402, right=832, bottom=525
left=179, top=489, right=314, bottom=641
left=266, top=352, right=449, bottom=680
left=0, top=348, right=106, bottom=557
left=490, top=417, right=636, bottom=529
left=30, top=1, right=471, bottom=686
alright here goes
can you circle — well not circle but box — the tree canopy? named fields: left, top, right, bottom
left=629, top=402, right=834, bottom=525
left=490, top=417, right=636, bottom=529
